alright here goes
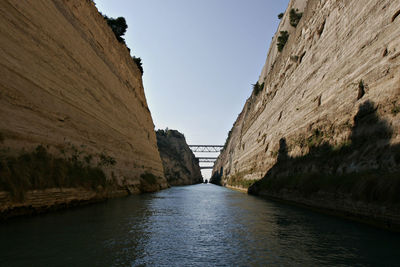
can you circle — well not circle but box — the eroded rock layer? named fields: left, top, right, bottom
left=212, top=0, right=400, bottom=230
left=0, top=0, right=168, bottom=218
left=156, top=130, right=203, bottom=186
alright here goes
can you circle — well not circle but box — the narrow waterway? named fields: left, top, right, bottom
left=1, top=184, right=399, bottom=266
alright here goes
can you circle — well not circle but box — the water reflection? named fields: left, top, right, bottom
left=0, top=195, right=153, bottom=266
left=0, top=184, right=399, bottom=266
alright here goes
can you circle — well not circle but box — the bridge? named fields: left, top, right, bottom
left=189, top=145, right=223, bottom=170
left=196, top=157, right=218, bottom=163
left=188, top=145, right=223, bottom=153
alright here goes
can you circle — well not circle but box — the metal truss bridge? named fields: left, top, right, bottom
left=197, top=157, right=218, bottom=163
left=189, top=145, right=223, bottom=169
left=188, top=145, right=223, bottom=153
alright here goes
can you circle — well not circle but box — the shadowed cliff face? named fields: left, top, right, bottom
left=247, top=101, right=400, bottom=230
left=156, top=130, right=203, bottom=186
left=0, top=0, right=167, bottom=217
left=249, top=100, right=400, bottom=200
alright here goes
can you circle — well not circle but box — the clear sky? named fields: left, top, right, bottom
left=94, top=0, right=289, bottom=178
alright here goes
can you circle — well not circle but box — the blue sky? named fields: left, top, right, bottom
left=94, top=0, right=289, bottom=177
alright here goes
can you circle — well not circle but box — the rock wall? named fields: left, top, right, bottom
left=156, top=130, right=203, bottom=186
left=0, top=0, right=168, bottom=217
left=0, top=188, right=128, bottom=220
left=213, top=0, right=400, bottom=229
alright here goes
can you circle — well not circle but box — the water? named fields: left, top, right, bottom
left=0, top=184, right=399, bottom=266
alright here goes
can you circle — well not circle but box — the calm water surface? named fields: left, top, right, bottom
left=1, top=184, right=399, bottom=266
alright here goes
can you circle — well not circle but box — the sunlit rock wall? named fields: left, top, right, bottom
left=214, top=0, right=399, bottom=185
left=0, top=0, right=168, bottom=216
left=212, top=0, right=400, bottom=229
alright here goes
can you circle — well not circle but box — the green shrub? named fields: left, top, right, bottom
left=289, top=8, right=303, bottom=27
left=103, top=15, right=127, bottom=43
left=99, top=153, right=116, bottom=166
left=132, top=56, right=144, bottom=75
left=252, top=81, right=264, bottom=96
left=227, top=171, right=258, bottom=189
left=278, top=13, right=284, bottom=19
left=250, top=100, right=400, bottom=205
left=101, top=13, right=144, bottom=79
left=306, top=129, right=324, bottom=148
left=277, top=31, right=289, bottom=52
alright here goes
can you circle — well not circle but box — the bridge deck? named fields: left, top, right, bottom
left=197, top=157, right=218, bottom=163
left=189, top=145, right=223, bottom=153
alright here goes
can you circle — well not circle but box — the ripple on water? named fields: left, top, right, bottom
left=0, top=184, right=400, bottom=266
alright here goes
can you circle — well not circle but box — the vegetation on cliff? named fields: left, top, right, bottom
left=226, top=171, right=257, bottom=188
left=138, top=172, right=165, bottom=193
left=275, top=9, right=302, bottom=53
left=289, top=8, right=303, bottom=27
left=212, top=0, right=400, bottom=230
left=102, top=13, right=144, bottom=75
left=210, top=169, right=257, bottom=189
left=249, top=101, right=400, bottom=206
left=132, top=56, right=144, bottom=75
left=103, top=15, right=127, bottom=43
left=252, top=81, right=265, bottom=96
left=0, top=0, right=169, bottom=220
left=0, top=145, right=114, bottom=201
left=277, top=31, right=289, bottom=52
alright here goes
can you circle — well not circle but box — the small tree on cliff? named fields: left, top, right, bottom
left=277, top=31, right=289, bottom=52
left=103, top=15, right=128, bottom=43
left=132, top=56, right=144, bottom=75
left=252, top=81, right=264, bottom=96
left=289, top=9, right=303, bottom=27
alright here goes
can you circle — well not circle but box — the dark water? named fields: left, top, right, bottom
left=1, top=184, right=400, bottom=266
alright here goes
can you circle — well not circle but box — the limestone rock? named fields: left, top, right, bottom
left=0, top=0, right=168, bottom=217
left=156, top=129, right=203, bottom=186
left=213, top=0, right=400, bottom=229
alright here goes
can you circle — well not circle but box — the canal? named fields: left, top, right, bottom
left=1, top=184, right=399, bottom=266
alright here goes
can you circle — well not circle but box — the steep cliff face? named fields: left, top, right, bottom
left=156, top=130, right=203, bottom=186
left=213, top=0, right=400, bottom=229
left=0, top=0, right=168, bottom=217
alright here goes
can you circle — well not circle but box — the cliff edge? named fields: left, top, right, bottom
left=0, top=0, right=168, bottom=218
left=156, top=129, right=203, bottom=186
left=213, top=0, right=400, bottom=230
